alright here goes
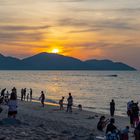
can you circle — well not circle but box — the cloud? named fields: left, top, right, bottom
left=59, top=17, right=139, bottom=32
left=0, top=25, right=50, bottom=31
left=0, top=24, right=50, bottom=43
left=0, top=32, right=44, bottom=43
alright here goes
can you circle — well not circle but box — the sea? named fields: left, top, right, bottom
left=0, top=71, right=139, bottom=116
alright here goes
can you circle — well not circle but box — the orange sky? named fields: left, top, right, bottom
left=0, top=0, right=140, bottom=69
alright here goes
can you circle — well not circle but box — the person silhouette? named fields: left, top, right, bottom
left=39, top=91, right=45, bottom=107
left=110, top=99, right=115, bottom=117
left=66, top=93, right=73, bottom=113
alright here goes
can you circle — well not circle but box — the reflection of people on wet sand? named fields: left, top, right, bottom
left=66, top=93, right=73, bottom=113
left=59, top=96, right=65, bottom=110
left=39, top=91, right=45, bottom=107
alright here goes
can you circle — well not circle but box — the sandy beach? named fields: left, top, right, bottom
left=0, top=100, right=135, bottom=140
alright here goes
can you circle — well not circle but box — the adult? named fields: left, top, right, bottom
left=23, top=88, right=26, bottom=101
left=39, top=91, right=45, bottom=107
left=132, top=102, right=139, bottom=127
left=0, top=88, right=6, bottom=103
left=110, top=99, right=115, bottom=117
left=66, top=93, right=73, bottom=113
left=30, top=88, right=33, bottom=101
left=106, top=118, right=117, bottom=134
left=8, top=88, right=18, bottom=118
left=1, top=88, right=6, bottom=97
left=128, top=100, right=134, bottom=127
left=97, top=116, right=109, bottom=131
left=21, top=88, right=24, bottom=101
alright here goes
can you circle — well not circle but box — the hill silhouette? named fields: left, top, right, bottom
left=0, top=52, right=136, bottom=70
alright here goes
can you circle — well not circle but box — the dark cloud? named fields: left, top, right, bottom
left=71, top=7, right=140, bottom=12
left=0, top=25, right=50, bottom=31
left=0, top=24, right=50, bottom=43
left=0, top=32, right=44, bottom=43
left=59, top=18, right=139, bottom=32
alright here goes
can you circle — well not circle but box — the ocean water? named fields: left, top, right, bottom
left=0, top=71, right=140, bottom=116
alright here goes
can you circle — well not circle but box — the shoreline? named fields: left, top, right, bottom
left=0, top=100, right=134, bottom=140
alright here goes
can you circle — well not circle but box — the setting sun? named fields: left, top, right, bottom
left=52, top=48, right=59, bottom=54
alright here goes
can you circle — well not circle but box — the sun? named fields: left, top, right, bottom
left=52, top=48, right=59, bottom=54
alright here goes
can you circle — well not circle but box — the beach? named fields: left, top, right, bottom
left=0, top=100, right=135, bottom=140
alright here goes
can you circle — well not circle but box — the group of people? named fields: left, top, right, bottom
left=127, top=100, right=139, bottom=128
left=21, top=88, right=32, bottom=102
left=96, top=99, right=140, bottom=140
left=0, top=87, right=18, bottom=118
left=2, top=87, right=140, bottom=139
left=97, top=115, right=130, bottom=140
left=0, top=88, right=10, bottom=105
left=59, top=93, right=74, bottom=112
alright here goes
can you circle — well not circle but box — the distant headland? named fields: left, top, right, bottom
left=0, top=52, right=136, bottom=70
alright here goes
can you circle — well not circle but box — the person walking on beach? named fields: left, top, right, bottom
left=66, top=93, right=73, bottom=113
left=8, top=87, right=18, bottom=118
left=110, top=99, right=115, bottom=117
left=59, top=96, right=65, bottom=110
left=30, top=88, right=32, bottom=101
left=39, top=91, right=45, bottom=107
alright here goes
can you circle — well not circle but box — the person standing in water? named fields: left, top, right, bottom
left=39, top=91, right=45, bottom=107
left=66, top=93, right=73, bottom=113
left=21, top=88, right=24, bottom=101
left=30, top=88, right=33, bottom=101
left=23, top=88, right=26, bottom=101
left=110, top=99, right=115, bottom=117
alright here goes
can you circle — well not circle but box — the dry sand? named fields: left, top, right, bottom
left=0, top=100, right=135, bottom=140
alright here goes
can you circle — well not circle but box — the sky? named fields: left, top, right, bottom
left=0, top=0, right=140, bottom=69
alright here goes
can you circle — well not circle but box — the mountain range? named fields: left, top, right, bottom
left=0, top=52, right=136, bottom=70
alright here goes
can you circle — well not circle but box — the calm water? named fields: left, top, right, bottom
left=0, top=71, right=140, bottom=116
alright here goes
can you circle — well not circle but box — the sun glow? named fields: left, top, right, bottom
left=52, top=48, right=59, bottom=54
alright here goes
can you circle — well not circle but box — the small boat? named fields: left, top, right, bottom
left=108, top=74, right=118, bottom=77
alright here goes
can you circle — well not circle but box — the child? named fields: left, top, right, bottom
left=78, top=104, right=82, bottom=111
left=59, top=96, right=65, bottom=110
left=120, top=126, right=129, bottom=140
